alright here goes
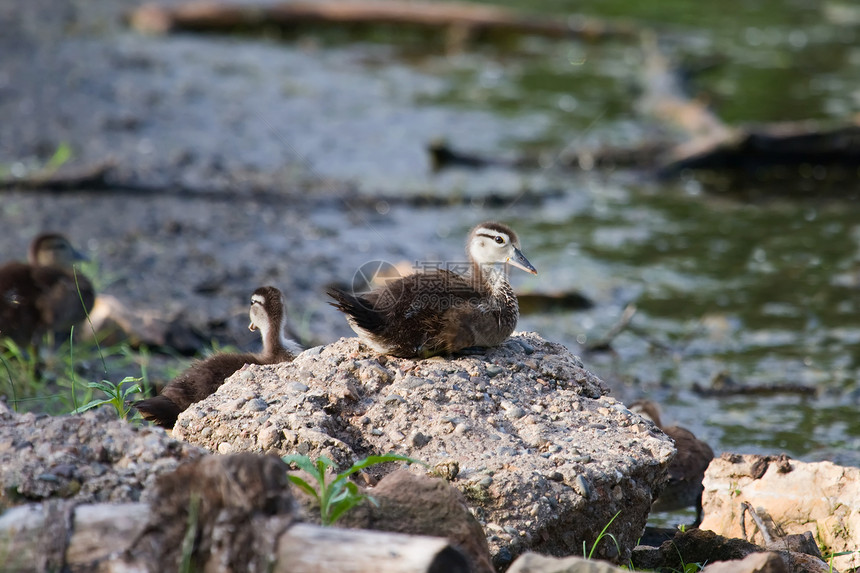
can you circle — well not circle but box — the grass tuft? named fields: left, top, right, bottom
left=282, top=453, right=424, bottom=526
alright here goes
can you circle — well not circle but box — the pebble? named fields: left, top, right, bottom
left=288, top=382, right=309, bottom=392
left=485, top=364, right=504, bottom=377
left=573, top=474, right=591, bottom=497
left=217, top=442, right=234, bottom=455
left=401, top=376, right=428, bottom=389
left=409, top=431, right=430, bottom=448
left=244, top=398, right=268, bottom=412
left=515, top=340, right=535, bottom=354
left=384, top=394, right=406, bottom=406
left=454, top=423, right=470, bottom=436
left=504, top=406, right=526, bottom=420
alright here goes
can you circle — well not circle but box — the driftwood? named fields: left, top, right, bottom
left=637, top=33, right=860, bottom=178
left=693, top=372, right=817, bottom=397
left=128, top=0, right=637, bottom=42
left=0, top=159, right=116, bottom=191
left=0, top=502, right=468, bottom=573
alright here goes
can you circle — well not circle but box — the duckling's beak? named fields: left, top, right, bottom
left=72, top=248, right=89, bottom=263
left=248, top=321, right=258, bottom=332
left=508, top=248, right=538, bottom=275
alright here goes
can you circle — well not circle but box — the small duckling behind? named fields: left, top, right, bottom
left=0, top=233, right=95, bottom=352
left=629, top=399, right=714, bottom=527
left=135, top=286, right=300, bottom=429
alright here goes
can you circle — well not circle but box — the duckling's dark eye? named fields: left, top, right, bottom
left=494, top=236, right=504, bottom=244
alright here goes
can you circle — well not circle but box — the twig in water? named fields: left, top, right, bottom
left=585, top=303, right=637, bottom=352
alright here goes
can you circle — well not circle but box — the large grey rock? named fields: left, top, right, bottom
left=174, top=333, right=675, bottom=566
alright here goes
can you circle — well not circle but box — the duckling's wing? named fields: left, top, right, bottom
left=0, top=263, right=43, bottom=346
left=138, top=352, right=259, bottom=428
left=31, top=266, right=95, bottom=331
left=134, top=395, right=183, bottom=429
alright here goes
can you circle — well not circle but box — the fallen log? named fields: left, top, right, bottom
left=0, top=502, right=468, bottom=573
left=0, top=159, right=116, bottom=191
left=637, top=32, right=860, bottom=181
left=128, top=0, right=637, bottom=41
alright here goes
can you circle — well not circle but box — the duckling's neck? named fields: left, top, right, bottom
left=260, top=316, right=301, bottom=358
left=471, top=261, right=511, bottom=296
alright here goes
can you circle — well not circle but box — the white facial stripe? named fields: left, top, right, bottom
left=251, top=295, right=265, bottom=305
left=476, top=231, right=507, bottom=242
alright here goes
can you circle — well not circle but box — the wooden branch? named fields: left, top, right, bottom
left=0, top=502, right=468, bottom=573
left=692, top=372, right=817, bottom=397
left=637, top=31, right=732, bottom=142
left=128, top=0, right=637, bottom=41
left=638, top=32, right=860, bottom=178
left=0, top=160, right=115, bottom=192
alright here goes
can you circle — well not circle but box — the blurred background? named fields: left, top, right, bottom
left=1, top=0, right=859, bottom=499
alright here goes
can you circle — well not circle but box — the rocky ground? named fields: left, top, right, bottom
left=0, top=401, right=205, bottom=510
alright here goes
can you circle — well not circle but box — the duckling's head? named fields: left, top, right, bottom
left=468, top=222, right=537, bottom=275
left=28, top=233, right=88, bottom=269
left=629, top=399, right=663, bottom=428
left=248, top=286, right=286, bottom=333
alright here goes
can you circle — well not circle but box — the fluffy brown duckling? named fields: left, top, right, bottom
left=135, top=286, right=300, bottom=429
left=328, top=221, right=537, bottom=358
left=629, top=399, right=714, bottom=526
left=0, top=233, right=95, bottom=352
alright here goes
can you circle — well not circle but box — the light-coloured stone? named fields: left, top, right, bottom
left=174, top=333, right=675, bottom=566
left=700, top=453, right=860, bottom=572
left=507, top=552, right=628, bottom=573
left=701, top=552, right=786, bottom=573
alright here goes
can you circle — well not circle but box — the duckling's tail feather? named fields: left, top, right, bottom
left=327, top=287, right=385, bottom=334
left=135, top=395, right=182, bottom=429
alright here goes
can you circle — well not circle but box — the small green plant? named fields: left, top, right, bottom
left=584, top=510, right=621, bottom=559
left=72, top=376, right=142, bottom=420
left=282, top=453, right=422, bottom=526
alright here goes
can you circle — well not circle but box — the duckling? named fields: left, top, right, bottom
left=135, top=286, right=300, bottom=429
left=629, top=399, right=714, bottom=527
left=328, top=221, right=537, bottom=358
left=0, top=233, right=95, bottom=352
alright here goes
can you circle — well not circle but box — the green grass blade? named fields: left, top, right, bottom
left=282, top=454, right=321, bottom=476
left=0, top=353, right=17, bottom=413
left=286, top=475, right=320, bottom=502
left=72, top=399, right=110, bottom=414
left=339, top=453, right=423, bottom=480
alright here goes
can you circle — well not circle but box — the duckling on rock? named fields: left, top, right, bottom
left=0, top=233, right=95, bottom=353
left=135, top=286, right=300, bottom=429
left=328, top=221, right=537, bottom=358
